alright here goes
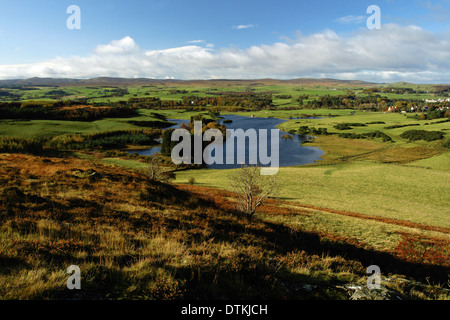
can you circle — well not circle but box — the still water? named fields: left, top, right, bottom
left=129, top=115, right=324, bottom=168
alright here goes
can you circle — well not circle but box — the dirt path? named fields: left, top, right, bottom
left=179, top=184, right=450, bottom=235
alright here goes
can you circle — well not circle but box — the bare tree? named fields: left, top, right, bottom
left=148, top=155, right=175, bottom=183
left=229, top=165, right=279, bottom=218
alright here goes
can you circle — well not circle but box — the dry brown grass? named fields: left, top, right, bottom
left=306, top=135, right=445, bottom=166
left=0, top=154, right=95, bottom=177
left=307, top=135, right=387, bottom=164
left=360, top=146, right=444, bottom=163
left=0, top=153, right=448, bottom=300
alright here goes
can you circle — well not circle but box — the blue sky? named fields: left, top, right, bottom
left=0, top=0, right=449, bottom=82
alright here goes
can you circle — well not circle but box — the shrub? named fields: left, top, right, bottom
left=297, top=126, right=310, bottom=135
left=364, top=130, right=393, bottom=142
left=334, top=123, right=366, bottom=130
left=426, top=109, right=446, bottom=120
left=161, top=129, right=176, bottom=157
left=347, top=123, right=367, bottom=127
left=47, top=129, right=160, bottom=150
left=127, top=120, right=175, bottom=128
left=274, top=94, right=292, bottom=99
left=338, top=131, right=392, bottom=142
left=395, top=233, right=449, bottom=267
left=281, top=134, right=294, bottom=140
left=297, top=126, right=328, bottom=135
left=0, top=137, right=43, bottom=154
left=400, top=130, right=445, bottom=142
left=160, top=171, right=176, bottom=182
left=147, top=156, right=176, bottom=183
left=0, top=101, right=137, bottom=121
left=384, top=124, right=420, bottom=129
left=334, top=123, right=352, bottom=130
left=442, top=138, right=450, bottom=149
left=188, top=177, right=196, bottom=185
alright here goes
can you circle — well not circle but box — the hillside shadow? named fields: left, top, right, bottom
left=37, top=149, right=79, bottom=158
left=160, top=201, right=449, bottom=285
left=259, top=220, right=449, bottom=284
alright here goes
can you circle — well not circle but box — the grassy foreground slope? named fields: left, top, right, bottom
left=0, top=153, right=448, bottom=300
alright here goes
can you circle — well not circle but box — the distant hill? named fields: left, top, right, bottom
left=0, top=77, right=155, bottom=87
left=0, top=77, right=82, bottom=87
left=279, top=78, right=378, bottom=87
left=0, top=77, right=380, bottom=88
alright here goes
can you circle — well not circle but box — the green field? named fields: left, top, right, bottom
left=0, top=109, right=166, bottom=138
left=279, top=111, right=450, bottom=139
left=1, top=79, right=449, bottom=104
left=173, top=161, right=449, bottom=228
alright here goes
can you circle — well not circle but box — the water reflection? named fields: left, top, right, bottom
left=128, top=115, right=324, bottom=168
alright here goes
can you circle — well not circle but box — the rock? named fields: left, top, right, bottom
left=349, top=285, right=402, bottom=300
left=280, top=281, right=318, bottom=294
left=70, top=169, right=101, bottom=179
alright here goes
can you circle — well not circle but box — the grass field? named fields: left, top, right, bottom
left=173, top=162, right=449, bottom=228
left=410, top=152, right=450, bottom=170
left=0, top=109, right=165, bottom=138
left=2, top=79, right=449, bottom=104
left=279, top=112, right=450, bottom=138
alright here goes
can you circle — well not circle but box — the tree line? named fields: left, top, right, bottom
left=0, top=128, right=162, bottom=154
left=0, top=101, right=137, bottom=121
left=298, top=93, right=450, bottom=115
left=128, top=93, right=273, bottom=111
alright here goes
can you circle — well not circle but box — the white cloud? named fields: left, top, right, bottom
left=187, top=40, right=206, bottom=44
left=335, top=15, right=366, bottom=24
left=1, top=24, right=450, bottom=83
left=94, top=36, right=140, bottom=55
left=233, top=24, right=257, bottom=30
left=334, top=15, right=367, bottom=24
left=187, top=40, right=214, bottom=48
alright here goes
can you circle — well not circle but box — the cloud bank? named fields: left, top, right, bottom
left=1, top=24, right=450, bottom=83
